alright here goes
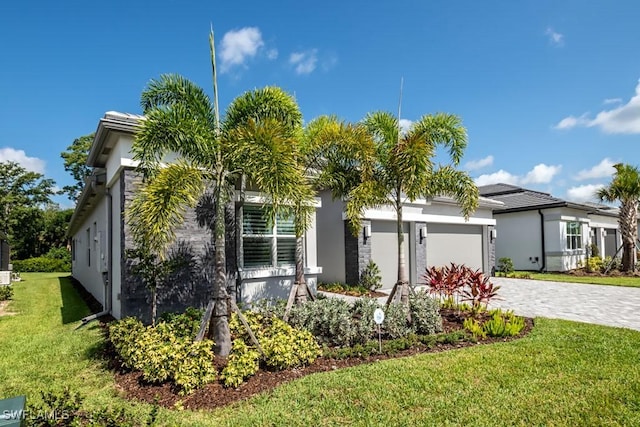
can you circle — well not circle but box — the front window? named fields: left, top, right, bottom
left=566, top=221, right=582, bottom=250
left=242, top=205, right=296, bottom=268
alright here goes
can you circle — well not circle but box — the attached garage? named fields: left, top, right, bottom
left=426, top=224, right=484, bottom=271
left=371, top=221, right=409, bottom=289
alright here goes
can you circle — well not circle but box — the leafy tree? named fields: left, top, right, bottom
left=596, top=163, right=640, bottom=272
left=0, top=161, right=55, bottom=252
left=60, top=133, right=94, bottom=201
left=316, top=112, right=479, bottom=304
left=128, top=30, right=313, bottom=356
left=10, top=206, right=45, bottom=259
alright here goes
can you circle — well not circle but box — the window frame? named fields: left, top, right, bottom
left=566, top=221, right=582, bottom=250
left=241, top=205, right=297, bottom=268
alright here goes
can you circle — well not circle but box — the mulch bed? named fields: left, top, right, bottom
left=319, top=289, right=388, bottom=298
left=565, top=269, right=640, bottom=277
left=102, top=310, right=533, bottom=411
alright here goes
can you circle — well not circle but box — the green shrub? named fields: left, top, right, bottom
left=359, top=260, right=382, bottom=291
left=108, top=317, right=216, bottom=395
left=260, top=318, right=321, bottom=370
left=12, top=256, right=71, bottom=272
left=383, top=303, right=414, bottom=339
left=484, top=310, right=525, bottom=337
left=0, top=285, right=13, bottom=301
left=497, top=257, right=514, bottom=276
left=463, top=318, right=487, bottom=339
left=221, top=338, right=261, bottom=388
left=288, top=298, right=355, bottom=346
left=159, top=307, right=203, bottom=338
left=351, top=297, right=379, bottom=344
left=586, top=256, right=604, bottom=273
left=409, top=291, right=443, bottom=335
left=44, top=246, right=71, bottom=261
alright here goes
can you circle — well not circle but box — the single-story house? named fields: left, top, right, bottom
left=316, top=191, right=502, bottom=289
left=67, top=111, right=323, bottom=322
left=478, top=183, right=620, bottom=272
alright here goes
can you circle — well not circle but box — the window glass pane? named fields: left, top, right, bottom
left=276, top=214, right=295, bottom=235
left=243, top=206, right=270, bottom=234
left=276, top=238, right=296, bottom=266
left=243, top=237, right=272, bottom=267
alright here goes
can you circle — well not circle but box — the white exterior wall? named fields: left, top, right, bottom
left=544, top=208, right=589, bottom=271
left=494, top=211, right=543, bottom=271
left=71, top=195, right=108, bottom=309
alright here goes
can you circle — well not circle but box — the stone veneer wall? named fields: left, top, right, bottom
left=413, top=222, right=427, bottom=281
left=119, top=168, right=237, bottom=323
left=488, top=225, right=496, bottom=276
left=344, top=220, right=371, bottom=285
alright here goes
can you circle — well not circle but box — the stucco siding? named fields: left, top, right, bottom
left=494, top=211, right=543, bottom=271
left=316, top=191, right=346, bottom=284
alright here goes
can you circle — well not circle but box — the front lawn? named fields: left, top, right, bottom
left=520, top=271, right=640, bottom=288
left=1, top=273, right=639, bottom=426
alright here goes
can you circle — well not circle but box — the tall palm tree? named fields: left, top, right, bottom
left=318, top=112, right=479, bottom=304
left=128, top=30, right=312, bottom=356
left=596, top=163, right=640, bottom=272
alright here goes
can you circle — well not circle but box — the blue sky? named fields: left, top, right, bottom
left=1, top=1, right=639, bottom=208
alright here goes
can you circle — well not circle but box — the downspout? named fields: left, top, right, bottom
left=538, top=209, right=546, bottom=272
left=80, top=187, right=112, bottom=325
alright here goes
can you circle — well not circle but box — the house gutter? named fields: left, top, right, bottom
left=79, top=187, right=113, bottom=325
left=538, top=209, right=546, bottom=272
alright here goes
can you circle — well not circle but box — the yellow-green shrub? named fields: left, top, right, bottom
left=260, top=318, right=321, bottom=370
left=221, top=339, right=260, bottom=388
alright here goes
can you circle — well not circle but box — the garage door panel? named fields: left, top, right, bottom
left=371, top=221, right=409, bottom=289
left=426, top=224, right=483, bottom=271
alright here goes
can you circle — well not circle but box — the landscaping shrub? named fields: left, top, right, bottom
left=221, top=338, right=261, bottom=388
left=159, top=307, right=203, bottom=338
left=409, top=291, right=443, bottom=335
left=12, top=256, right=71, bottom=272
left=351, top=297, right=378, bottom=344
left=497, top=257, right=514, bottom=276
left=108, top=317, right=216, bottom=395
left=463, top=318, right=486, bottom=339
left=462, top=270, right=501, bottom=311
left=260, top=318, right=321, bottom=370
left=0, top=285, right=13, bottom=301
left=359, top=260, right=382, bottom=291
left=585, top=256, right=604, bottom=273
left=383, top=303, right=414, bottom=339
left=462, top=309, right=525, bottom=339
left=288, top=298, right=355, bottom=346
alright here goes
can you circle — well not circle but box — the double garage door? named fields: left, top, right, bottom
left=371, top=221, right=484, bottom=289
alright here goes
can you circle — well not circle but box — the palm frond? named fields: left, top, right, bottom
left=141, top=74, right=215, bottom=125
left=127, top=162, right=206, bottom=260
left=412, top=113, right=467, bottom=165
left=426, top=166, right=479, bottom=219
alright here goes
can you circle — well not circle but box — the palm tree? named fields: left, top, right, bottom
left=318, top=112, right=479, bottom=304
left=127, top=30, right=312, bottom=356
left=596, top=163, right=640, bottom=272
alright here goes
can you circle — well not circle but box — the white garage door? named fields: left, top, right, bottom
left=426, top=224, right=484, bottom=271
left=371, top=221, right=409, bottom=289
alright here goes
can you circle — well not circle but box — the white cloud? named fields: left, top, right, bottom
left=289, top=49, right=318, bottom=75
left=475, top=170, right=520, bottom=186
left=219, top=27, right=264, bottom=72
left=603, top=98, right=622, bottom=105
left=522, top=163, right=562, bottom=184
left=0, top=147, right=46, bottom=173
left=465, top=155, right=494, bottom=171
left=554, top=79, right=640, bottom=134
left=574, top=158, right=617, bottom=180
left=545, top=27, right=564, bottom=46
left=566, top=184, right=605, bottom=202
left=475, top=163, right=561, bottom=186
left=266, top=48, right=278, bottom=60
left=399, top=119, right=413, bottom=134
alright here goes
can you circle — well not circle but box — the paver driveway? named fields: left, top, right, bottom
left=489, top=277, right=640, bottom=331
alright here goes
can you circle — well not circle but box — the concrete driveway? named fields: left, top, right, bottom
left=489, top=277, right=640, bottom=331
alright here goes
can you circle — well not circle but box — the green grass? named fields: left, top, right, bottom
left=517, top=271, right=640, bottom=288
left=1, top=273, right=640, bottom=426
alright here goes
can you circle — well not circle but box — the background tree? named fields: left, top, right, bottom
left=60, top=133, right=94, bottom=201
left=317, top=112, right=479, bottom=304
left=0, top=161, right=55, bottom=253
left=128, top=30, right=313, bottom=356
left=596, top=163, right=640, bottom=272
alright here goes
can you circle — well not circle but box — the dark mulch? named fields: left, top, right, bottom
left=566, top=269, right=640, bottom=277
left=318, top=289, right=388, bottom=298
left=107, top=311, right=534, bottom=411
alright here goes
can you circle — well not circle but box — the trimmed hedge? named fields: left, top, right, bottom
left=12, top=257, right=71, bottom=272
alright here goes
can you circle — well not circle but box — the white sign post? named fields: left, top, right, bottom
left=373, top=308, right=385, bottom=353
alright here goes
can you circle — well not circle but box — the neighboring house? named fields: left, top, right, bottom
left=0, top=232, right=9, bottom=271
left=316, top=190, right=502, bottom=289
left=478, top=184, right=620, bottom=272
left=68, top=112, right=323, bottom=322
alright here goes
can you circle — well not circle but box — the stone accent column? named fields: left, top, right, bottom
left=344, top=220, right=371, bottom=285
left=413, top=222, right=427, bottom=283
left=488, top=225, right=496, bottom=276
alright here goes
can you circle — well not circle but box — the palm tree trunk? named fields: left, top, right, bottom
left=396, top=192, right=409, bottom=304
left=294, top=234, right=307, bottom=303
left=210, top=185, right=231, bottom=356
left=619, top=200, right=638, bottom=272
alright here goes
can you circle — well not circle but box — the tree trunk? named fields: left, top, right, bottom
left=396, top=194, right=409, bottom=305
left=210, top=186, right=231, bottom=356
left=151, top=287, right=157, bottom=327
left=294, top=234, right=307, bottom=304
left=619, top=200, right=638, bottom=272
